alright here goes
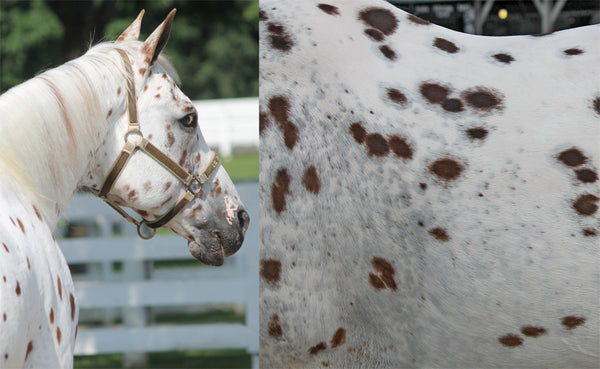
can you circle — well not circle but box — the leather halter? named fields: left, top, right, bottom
left=95, top=49, right=220, bottom=239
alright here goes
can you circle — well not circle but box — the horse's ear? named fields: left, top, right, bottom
left=142, top=8, right=176, bottom=66
left=117, top=9, right=145, bottom=42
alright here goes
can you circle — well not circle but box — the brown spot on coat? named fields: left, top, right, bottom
left=56, top=327, right=62, bottom=344
left=583, top=228, right=597, bottom=237
left=70, top=293, right=76, bottom=321
left=272, top=168, right=291, bottom=214
left=575, top=169, right=597, bottom=183
left=318, top=4, right=340, bottom=15
left=441, top=98, right=464, bottom=112
left=24, top=341, right=33, bottom=361
left=50, top=309, right=54, bottom=324
left=15, top=282, right=20, bottom=296
left=557, top=148, right=587, bottom=167
left=260, top=258, right=282, bottom=285
left=388, top=135, right=413, bottom=160
left=466, top=127, right=488, bottom=140
left=462, top=87, right=504, bottom=112
left=2, top=243, right=8, bottom=253
left=268, top=96, right=299, bottom=150
left=429, top=227, right=449, bottom=241
left=366, top=133, right=389, bottom=156
left=331, top=328, right=346, bottom=348
left=420, top=82, right=451, bottom=104
left=128, top=190, right=137, bottom=201
left=33, top=205, right=42, bottom=221
left=365, top=29, right=384, bottom=41
left=164, top=182, right=173, bottom=192
left=369, top=257, right=398, bottom=291
left=564, top=48, right=584, bottom=56
left=379, top=45, right=397, bottom=60
left=498, top=334, right=523, bottom=347
left=57, top=276, right=62, bottom=300
left=309, top=342, right=327, bottom=355
left=429, top=158, right=464, bottom=181
left=268, top=314, right=283, bottom=339
left=139, top=68, right=146, bottom=76
left=407, top=14, right=430, bottom=25
left=433, top=37, right=459, bottom=53
left=387, top=88, right=407, bottom=106
left=350, top=122, right=367, bottom=144
left=302, top=166, right=321, bottom=194
left=178, top=149, right=188, bottom=167
left=520, top=326, right=547, bottom=337
left=259, top=9, right=268, bottom=21
left=572, top=194, right=598, bottom=216
left=562, top=315, right=585, bottom=329
left=493, top=53, right=515, bottom=64
left=259, top=111, right=270, bottom=135
left=267, top=23, right=294, bottom=52
left=593, top=96, right=600, bottom=115
left=17, top=218, right=25, bottom=234
left=167, top=131, right=175, bottom=147
left=359, top=8, right=398, bottom=36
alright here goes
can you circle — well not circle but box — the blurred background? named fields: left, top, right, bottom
left=1, top=1, right=258, bottom=368
left=390, top=0, right=598, bottom=35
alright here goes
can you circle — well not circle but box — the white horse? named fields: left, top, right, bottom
left=259, top=0, right=598, bottom=367
left=0, top=10, right=248, bottom=368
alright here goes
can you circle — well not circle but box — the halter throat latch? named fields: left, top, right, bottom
left=95, top=49, right=220, bottom=239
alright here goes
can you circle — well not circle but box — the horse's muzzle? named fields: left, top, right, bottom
left=187, top=208, right=249, bottom=266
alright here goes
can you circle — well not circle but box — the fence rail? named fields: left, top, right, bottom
left=58, top=182, right=259, bottom=367
left=194, top=97, right=258, bottom=157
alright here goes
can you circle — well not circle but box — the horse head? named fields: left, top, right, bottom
left=81, top=10, right=249, bottom=265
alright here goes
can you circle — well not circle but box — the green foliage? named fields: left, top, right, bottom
left=0, top=0, right=258, bottom=99
left=0, top=0, right=64, bottom=90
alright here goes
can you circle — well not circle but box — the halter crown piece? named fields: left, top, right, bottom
left=95, top=49, right=220, bottom=239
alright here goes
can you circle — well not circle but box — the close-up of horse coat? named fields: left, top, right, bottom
left=0, top=10, right=248, bottom=368
left=259, top=0, right=599, bottom=368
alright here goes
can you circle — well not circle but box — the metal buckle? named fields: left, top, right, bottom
left=137, top=222, right=157, bottom=240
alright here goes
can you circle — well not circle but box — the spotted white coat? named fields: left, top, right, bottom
left=259, top=0, right=599, bottom=367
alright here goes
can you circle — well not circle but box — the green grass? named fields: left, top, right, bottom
left=74, top=349, right=251, bottom=369
left=74, top=310, right=249, bottom=368
left=220, top=152, right=258, bottom=181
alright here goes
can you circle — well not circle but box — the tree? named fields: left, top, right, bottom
left=0, top=0, right=258, bottom=99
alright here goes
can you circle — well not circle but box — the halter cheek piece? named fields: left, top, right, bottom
left=94, top=49, right=220, bottom=240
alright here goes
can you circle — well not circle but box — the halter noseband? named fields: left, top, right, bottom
left=95, top=49, right=220, bottom=239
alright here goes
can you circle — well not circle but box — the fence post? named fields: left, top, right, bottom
left=121, top=226, right=150, bottom=367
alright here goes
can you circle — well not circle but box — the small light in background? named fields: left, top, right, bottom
left=498, top=8, right=508, bottom=20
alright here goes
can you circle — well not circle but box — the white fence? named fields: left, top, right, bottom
left=194, top=97, right=258, bottom=157
left=57, top=182, right=259, bottom=367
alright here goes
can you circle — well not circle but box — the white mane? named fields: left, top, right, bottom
left=0, top=42, right=134, bottom=225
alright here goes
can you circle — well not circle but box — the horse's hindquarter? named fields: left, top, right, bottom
left=0, top=182, right=77, bottom=368
left=260, top=1, right=599, bottom=367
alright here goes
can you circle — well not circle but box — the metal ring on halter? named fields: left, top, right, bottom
left=137, top=222, right=157, bottom=240
left=124, top=128, right=143, bottom=145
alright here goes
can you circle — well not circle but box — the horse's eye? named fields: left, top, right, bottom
left=178, top=113, right=197, bottom=128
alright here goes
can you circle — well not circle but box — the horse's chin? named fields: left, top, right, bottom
left=187, top=237, right=225, bottom=266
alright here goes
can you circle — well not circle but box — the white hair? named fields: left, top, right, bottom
left=0, top=41, right=149, bottom=225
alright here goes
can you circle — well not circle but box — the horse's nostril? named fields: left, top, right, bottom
left=237, top=209, right=250, bottom=232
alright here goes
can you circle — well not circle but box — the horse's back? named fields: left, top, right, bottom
left=0, top=181, right=77, bottom=368
left=260, top=0, right=599, bottom=367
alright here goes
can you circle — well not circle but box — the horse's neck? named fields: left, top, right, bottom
left=0, top=47, right=126, bottom=228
